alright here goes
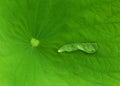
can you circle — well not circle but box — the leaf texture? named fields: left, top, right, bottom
left=0, top=0, right=120, bottom=86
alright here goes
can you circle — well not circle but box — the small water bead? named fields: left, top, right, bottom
left=58, top=43, right=98, bottom=54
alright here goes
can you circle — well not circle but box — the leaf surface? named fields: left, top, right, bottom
left=0, top=0, right=120, bottom=86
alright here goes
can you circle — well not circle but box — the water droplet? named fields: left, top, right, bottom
left=58, top=43, right=98, bottom=54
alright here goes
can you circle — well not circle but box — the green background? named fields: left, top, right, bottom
left=0, top=0, right=120, bottom=86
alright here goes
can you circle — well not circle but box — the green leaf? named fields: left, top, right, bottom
left=0, top=0, right=120, bottom=86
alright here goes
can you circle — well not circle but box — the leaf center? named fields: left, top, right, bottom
left=31, top=38, right=40, bottom=47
